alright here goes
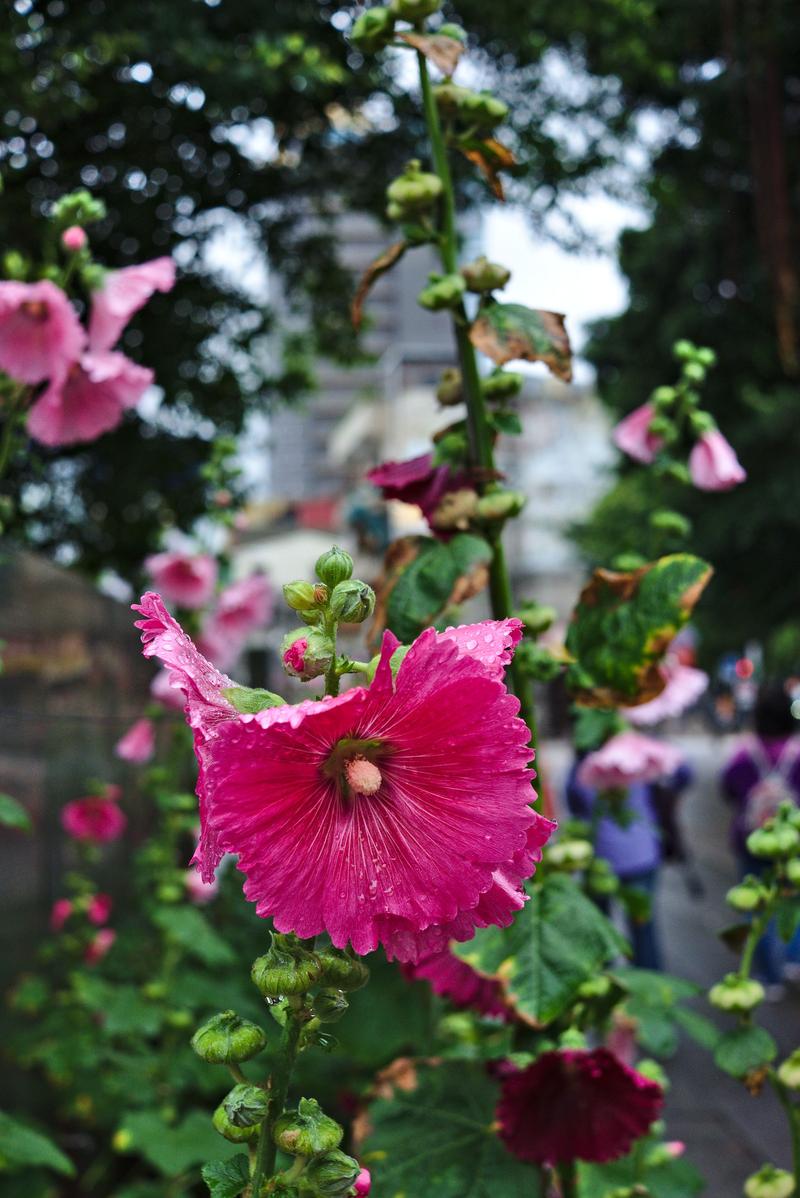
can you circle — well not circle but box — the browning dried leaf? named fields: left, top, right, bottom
left=351, top=240, right=407, bottom=331
left=397, top=32, right=464, bottom=76
left=460, top=137, right=517, bottom=200
left=470, top=303, right=572, bottom=382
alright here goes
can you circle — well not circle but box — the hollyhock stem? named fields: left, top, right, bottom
left=416, top=52, right=539, bottom=754
left=555, top=1159, right=578, bottom=1197
left=251, top=1008, right=303, bottom=1195
left=770, top=1071, right=800, bottom=1190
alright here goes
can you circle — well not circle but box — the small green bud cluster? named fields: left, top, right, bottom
left=436, top=367, right=463, bottom=407
left=482, top=370, right=524, bottom=402
left=514, top=600, right=557, bottom=637
left=417, top=271, right=466, bottom=311
left=708, top=972, right=765, bottom=1014
left=50, top=188, right=107, bottom=230
left=280, top=547, right=376, bottom=682
left=746, top=810, right=800, bottom=861
left=433, top=82, right=509, bottom=131
left=743, top=1164, right=796, bottom=1198
left=460, top=255, right=510, bottom=293
left=386, top=159, right=443, bottom=222
left=726, top=876, right=768, bottom=913
left=546, top=835, right=594, bottom=873
left=350, top=6, right=395, bottom=52
left=191, top=1010, right=267, bottom=1064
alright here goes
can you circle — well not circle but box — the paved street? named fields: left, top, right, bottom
left=543, top=732, right=800, bottom=1196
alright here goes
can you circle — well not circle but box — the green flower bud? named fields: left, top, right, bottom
left=587, top=858, right=620, bottom=897
left=546, top=839, right=594, bottom=871
left=663, top=461, right=691, bottom=485
left=649, top=509, right=691, bottom=537
left=708, top=972, right=765, bottom=1014
left=385, top=160, right=443, bottom=217
left=747, top=823, right=800, bottom=860
left=460, top=256, right=511, bottom=293
left=744, top=1165, right=795, bottom=1198
left=417, top=271, right=466, bottom=311
left=223, top=1083, right=270, bottom=1128
left=390, top=0, right=442, bottom=20
left=432, top=428, right=469, bottom=464
left=482, top=370, right=524, bottom=401
left=726, top=878, right=768, bottom=912
left=577, top=974, right=613, bottom=1000
left=212, top=1102, right=260, bottom=1143
left=281, top=627, right=335, bottom=681
left=436, top=367, right=463, bottom=406
left=683, top=360, right=706, bottom=383
left=191, top=1010, right=268, bottom=1064
left=673, top=339, right=696, bottom=361
left=303, top=1149, right=361, bottom=1197
left=777, top=1049, right=800, bottom=1091
left=439, top=22, right=467, bottom=41
left=515, top=601, right=557, bottom=636
left=696, top=346, right=717, bottom=367
left=51, top=188, right=107, bottom=228
left=689, top=409, right=716, bottom=437
left=429, top=487, right=479, bottom=531
left=636, top=1058, right=668, bottom=1090
left=462, top=90, right=509, bottom=130
left=274, top=1097, right=343, bottom=1157
left=312, top=989, right=349, bottom=1024
left=785, top=858, right=800, bottom=887
left=316, top=948, right=370, bottom=992
left=283, top=580, right=318, bottom=612
left=433, top=81, right=474, bottom=117
left=3, top=251, right=28, bottom=280
left=251, top=933, right=323, bottom=998
left=475, top=489, right=526, bottom=521
left=647, top=414, right=676, bottom=439
left=315, top=546, right=354, bottom=589
left=329, top=580, right=376, bottom=624
left=651, top=385, right=677, bottom=410
left=350, top=6, right=395, bottom=53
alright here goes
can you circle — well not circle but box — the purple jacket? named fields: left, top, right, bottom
left=721, top=736, right=800, bottom=856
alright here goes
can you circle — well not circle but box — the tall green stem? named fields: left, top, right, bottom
left=555, top=1159, right=578, bottom=1197
left=416, top=51, right=539, bottom=754
left=770, top=1071, right=800, bottom=1191
left=251, top=1015, right=302, bottom=1196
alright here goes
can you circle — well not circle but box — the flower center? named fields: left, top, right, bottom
left=22, top=301, right=48, bottom=322
left=344, top=755, right=382, bottom=796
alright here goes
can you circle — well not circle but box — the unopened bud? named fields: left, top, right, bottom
left=191, top=1010, right=267, bottom=1064
left=350, top=6, right=395, bottom=52
left=223, top=1083, right=270, bottom=1128
left=673, top=339, right=695, bottom=361
left=476, top=489, right=526, bottom=521
left=303, top=1149, right=361, bottom=1197
left=689, top=409, right=716, bottom=437
left=283, top=580, right=318, bottom=612
left=62, top=226, right=87, bottom=252
left=429, top=487, right=479, bottom=531
left=744, top=1165, right=795, bottom=1198
left=390, top=0, right=442, bottom=20
left=316, top=947, right=370, bottom=992
left=777, top=1049, right=800, bottom=1091
left=649, top=509, right=691, bottom=537
left=329, top=580, right=376, bottom=624
left=708, top=972, right=765, bottom=1014
left=726, top=879, right=768, bottom=913
left=785, top=858, right=800, bottom=887
left=438, top=23, right=466, bottom=41
left=482, top=370, right=524, bottom=401
left=515, top=601, right=556, bottom=636
left=51, top=188, right=107, bottom=228
left=546, top=839, right=594, bottom=871
left=587, top=858, right=620, bottom=897
left=274, top=1098, right=343, bottom=1156
left=460, top=256, right=511, bottom=293
left=281, top=627, right=335, bottom=681
left=386, top=160, right=443, bottom=217
left=418, top=272, right=466, bottom=311
left=683, top=360, right=706, bottom=383
left=696, top=346, right=717, bottom=367
left=251, top=933, right=323, bottom=998
left=747, top=823, right=800, bottom=860
left=436, top=367, right=463, bottom=407
left=315, top=546, right=354, bottom=589
left=462, top=90, right=509, bottom=130
left=212, top=1102, right=260, bottom=1143
left=3, top=251, right=28, bottom=279
left=313, top=988, right=349, bottom=1023
left=651, top=385, right=677, bottom=411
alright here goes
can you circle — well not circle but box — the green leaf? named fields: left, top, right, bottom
left=152, top=907, right=236, bottom=968
left=713, top=1024, right=777, bottom=1078
left=673, top=1006, right=722, bottom=1051
left=612, top=968, right=702, bottom=1058
left=0, top=793, right=32, bottom=832
left=454, top=874, right=628, bottom=1025
left=488, top=407, right=523, bottom=436
left=580, top=1152, right=704, bottom=1198
left=117, top=1110, right=240, bottom=1177
left=221, top=685, right=286, bottom=714
left=202, top=1154, right=250, bottom=1198
left=377, top=533, right=492, bottom=646
left=70, top=975, right=164, bottom=1037
left=470, top=302, right=572, bottom=381
left=0, top=1110, right=75, bottom=1176
left=361, top=1060, right=538, bottom=1197
left=774, top=897, right=800, bottom=943
left=566, top=554, right=713, bottom=707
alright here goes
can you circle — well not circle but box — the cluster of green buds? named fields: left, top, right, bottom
left=435, top=365, right=523, bottom=410
left=433, top=81, right=509, bottom=132
left=546, top=820, right=595, bottom=874
left=385, top=159, right=443, bottom=223
left=743, top=1164, right=796, bottom=1198
left=282, top=548, right=376, bottom=683
left=708, top=972, right=765, bottom=1014
left=642, top=340, right=719, bottom=482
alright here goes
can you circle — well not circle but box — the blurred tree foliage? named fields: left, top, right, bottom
left=0, top=0, right=672, bottom=576
left=573, top=0, right=800, bottom=667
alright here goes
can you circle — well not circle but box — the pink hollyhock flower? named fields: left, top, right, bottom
left=87, top=893, right=113, bottom=926
left=404, top=948, right=510, bottom=1019
left=50, top=898, right=73, bottom=932
left=665, top=1141, right=686, bottom=1158
left=688, top=428, right=746, bottom=491
left=206, top=574, right=273, bottom=640
left=88, top=256, right=176, bottom=353
left=612, top=402, right=663, bottom=465
left=577, top=730, right=684, bottom=790
left=0, top=279, right=86, bottom=385
left=151, top=667, right=186, bottom=711
left=85, top=928, right=116, bottom=965
left=624, top=661, right=709, bottom=725
left=144, top=551, right=218, bottom=610
left=496, top=1048, right=663, bottom=1165
left=367, top=453, right=470, bottom=530
left=354, top=1168, right=371, bottom=1197
left=185, top=868, right=219, bottom=905
left=62, top=226, right=87, bottom=252
left=27, top=352, right=153, bottom=447
left=115, top=717, right=156, bottom=764
left=61, top=794, right=127, bottom=843
left=282, top=636, right=309, bottom=675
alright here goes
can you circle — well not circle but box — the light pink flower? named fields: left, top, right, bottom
left=85, top=928, right=116, bottom=965
left=150, top=667, right=186, bottom=711
left=62, top=226, right=87, bottom=252
left=624, top=661, right=709, bottom=725
left=688, top=428, right=746, bottom=491
left=577, top=730, right=684, bottom=790
left=665, top=1141, right=686, bottom=1158
left=0, top=279, right=85, bottom=385
left=612, top=402, right=663, bottom=465
left=88, top=257, right=176, bottom=353
left=61, top=795, right=127, bottom=843
left=50, top=898, right=73, bottom=932
left=404, top=948, right=511, bottom=1019
left=27, top=351, right=153, bottom=447
left=207, top=574, right=274, bottom=639
left=354, top=1168, right=371, bottom=1197
left=185, top=868, right=220, bottom=905
left=87, top=893, right=113, bottom=926
left=115, top=717, right=156, bottom=764
left=144, top=551, right=218, bottom=610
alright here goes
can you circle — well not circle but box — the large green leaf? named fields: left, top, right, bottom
left=152, top=907, right=236, bottom=968
left=470, top=302, right=572, bottom=381
left=713, top=1025, right=777, bottom=1079
left=0, top=793, right=32, bottom=832
left=361, top=1060, right=539, bottom=1197
left=454, top=875, right=628, bottom=1025
left=71, top=975, right=164, bottom=1038
left=375, top=533, right=492, bottom=646
left=581, top=1152, right=705, bottom=1198
left=612, top=968, right=703, bottom=1058
left=117, top=1110, right=240, bottom=1177
left=201, top=1155, right=250, bottom=1198
left=0, top=1110, right=75, bottom=1176
left=566, top=554, right=713, bottom=707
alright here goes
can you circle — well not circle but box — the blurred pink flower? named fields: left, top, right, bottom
left=50, top=898, right=73, bottom=932
left=354, top=1168, right=371, bottom=1196
left=115, top=717, right=156, bottom=764
left=665, top=1141, right=686, bottom=1158
left=689, top=429, right=746, bottom=491
left=144, top=551, right=218, bottom=609
left=87, top=893, right=113, bottom=926
left=62, top=226, right=87, bottom=252
left=88, top=257, right=176, bottom=353
left=27, top=352, right=153, bottom=447
left=208, top=574, right=273, bottom=639
left=612, top=402, right=663, bottom=465
left=404, top=948, right=510, bottom=1019
left=0, top=279, right=85, bottom=385
left=624, top=661, right=709, bottom=725
left=150, top=667, right=186, bottom=711
left=61, top=795, right=126, bottom=843
left=577, top=730, right=684, bottom=790
left=185, top=868, right=219, bottom=905
left=85, top=928, right=116, bottom=965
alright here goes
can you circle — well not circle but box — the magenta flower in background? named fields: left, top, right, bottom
left=145, top=551, right=218, bottom=610
left=88, top=256, right=176, bottom=353
left=85, top=928, right=116, bottom=966
left=497, top=1048, right=663, bottom=1165
left=50, top=898, right=73, bottom=932
left=27, top=352, right=153, bottom=447
left=61, top=794, right=127, bottom=843
left=115, top=716, right=156, bottom=764
left=611, top=402, right=663, bottom=464
left=577, top=730, right=684, bottom=790
left=0, top=280, right=86, bottom=385
left=366, top=453, right=470, bottom=530
left=185, top=868, right=220, bottom=905
left=689, top=428, right=746, bottom=491
left=404, top=948, right=510, bottom=1019
left=624, top=661, right=709, bottom=725
left=87, top=893, right=113, bottom=926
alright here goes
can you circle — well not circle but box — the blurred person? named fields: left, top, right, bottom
left=721, top=679, right=800, bottom=995
left=566, top=755, right=693, bottom=971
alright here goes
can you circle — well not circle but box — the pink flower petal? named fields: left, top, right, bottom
left=577, top=730, right=684, bottom=790
left=144, top=552, right=218, bottom=610
left=88, top=257, right=176, bottom=352
left=612, top=402, right=663, bottom=465
left=688, top=429, right=746, bottom=492
left=27, top=352, right=152, bottom=447
left=115, top=717, right=156, bottom=764
left=0, top=279, right=85, bottom=384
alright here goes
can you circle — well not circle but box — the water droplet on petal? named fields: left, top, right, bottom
left=466, top=639, right=478, bottom=650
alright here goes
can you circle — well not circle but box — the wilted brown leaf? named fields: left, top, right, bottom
left=397, top=32, right=464, bottom=76
left=460, top=137, right=517, bottom=200
left=470, top=303, right=572, bottom=382
left=351, top=240, right=407, bottom=330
